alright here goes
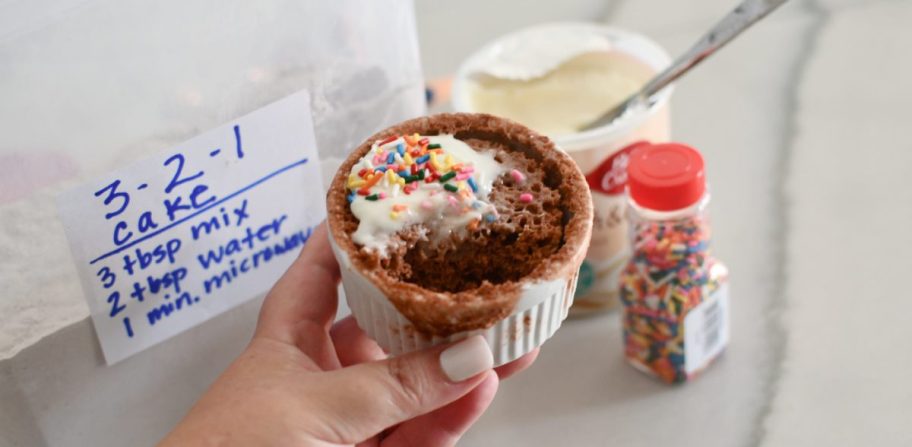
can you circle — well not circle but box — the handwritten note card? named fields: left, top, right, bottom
left=58, top=90, right=324, bottom=364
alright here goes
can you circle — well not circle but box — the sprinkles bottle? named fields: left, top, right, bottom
left=619, top=143, right=730, bottom=384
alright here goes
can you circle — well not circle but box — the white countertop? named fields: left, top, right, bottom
left=414, top=0, right=912, bottom=445
left=2, top=0, right=911, bottom=445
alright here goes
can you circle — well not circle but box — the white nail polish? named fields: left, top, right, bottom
left=439, top=335, right=494, bottom=382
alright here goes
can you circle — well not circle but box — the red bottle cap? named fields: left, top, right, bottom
left=627, top=142, right=706, bottom=211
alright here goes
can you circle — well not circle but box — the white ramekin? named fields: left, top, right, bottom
left=329, top=234, right=583, bottom=366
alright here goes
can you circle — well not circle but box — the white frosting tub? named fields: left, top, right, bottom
left=452, top=22, right=673, bottom=315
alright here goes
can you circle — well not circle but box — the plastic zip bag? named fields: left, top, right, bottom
left=0, top=1, right=424, bottom=445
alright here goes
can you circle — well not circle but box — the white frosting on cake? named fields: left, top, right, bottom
left=347, top=134, right=506, bottom=254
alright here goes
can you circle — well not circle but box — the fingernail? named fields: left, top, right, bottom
left=439, top=335, right=494, bottom=382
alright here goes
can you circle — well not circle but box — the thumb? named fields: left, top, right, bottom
left=315, top=335, right=494, bottom=443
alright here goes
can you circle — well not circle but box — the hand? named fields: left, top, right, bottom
left=159, top=223, right=538, bottom=446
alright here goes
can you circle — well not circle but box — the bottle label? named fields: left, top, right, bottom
left=684, top=283, right=730, bottom=375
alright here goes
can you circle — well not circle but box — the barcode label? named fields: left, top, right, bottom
left=702, top=300, right=722, bottom=351
left=684, top=283, right=730, bottom=375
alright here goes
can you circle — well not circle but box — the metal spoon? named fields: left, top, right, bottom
left=579, top=0, right=790, bottom=132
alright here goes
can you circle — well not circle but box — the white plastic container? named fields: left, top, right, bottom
left=452, top=22, right=673, bottom=315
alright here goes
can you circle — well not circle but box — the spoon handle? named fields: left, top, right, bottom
left=637, top=0, right=789, bottom=102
